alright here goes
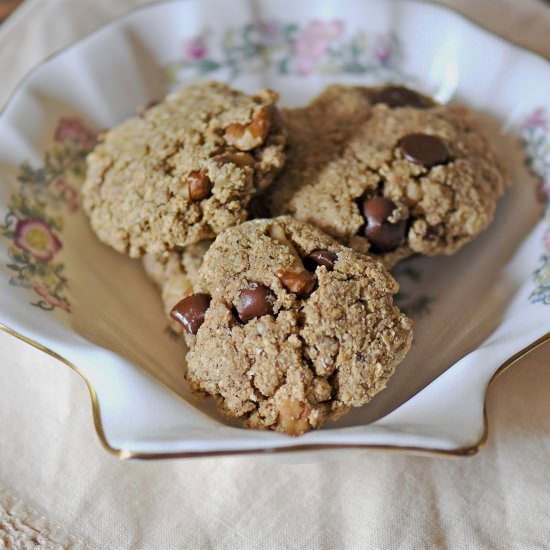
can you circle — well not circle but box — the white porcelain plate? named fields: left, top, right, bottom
left=1, top=0, right=549, bottom=461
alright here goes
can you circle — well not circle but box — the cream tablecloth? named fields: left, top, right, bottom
left=1, top=1, right=549, bottom=548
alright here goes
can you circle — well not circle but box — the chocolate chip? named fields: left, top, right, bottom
left=187, top=169, right=212, bottom=201
left=170, top=293, right=211, bottom=335
left=370, top=86, right=433, bottom=108
left=276, top=269, right=316, bottom=297
left=361, top=197, right=407, bottom=253
left=304, top=250, right=337, bottom=271
left=425, top=224, right=442, bottom=241
left=398, top=133, right=450, bottom=167
left=236, top=284, right=275, bottom=322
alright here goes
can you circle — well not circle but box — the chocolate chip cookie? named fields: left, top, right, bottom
left=266, top=85, right=506, bottom=266
left=83, top=82, right=286, bottom=258
left=170, top=217, right=413, bottom=435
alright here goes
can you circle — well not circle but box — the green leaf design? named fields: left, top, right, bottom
left=197, top=59, right=222, bottom=74
left=278, top=57, right=290, bottom=75
left=242, top=23, right=255, bottom=47
left=284, top=23, right=299, bottom=40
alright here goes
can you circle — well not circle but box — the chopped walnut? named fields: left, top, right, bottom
left=269, top=223, right=316, bottom=297
left=214, top=152, right=255, bottom=167
left=187, top=169, right=212, bottom=201
left=225, top=106, right=273, bottom=151
left=277, top=399, right=311, bottom=436
left=275, top=269, right=316, bottom=297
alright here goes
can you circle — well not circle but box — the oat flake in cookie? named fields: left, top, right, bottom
left=83, top=81, right=286, bottom=258
left=267, top=85, right=506, bottom=266
left=176, top=217, right=413, bottom=435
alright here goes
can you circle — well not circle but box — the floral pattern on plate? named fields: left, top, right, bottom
left=0, top=118, right=95, bottom=312
left=165, top=19, right=404, bottom=84
left=521, top=107, right=550, bottom=305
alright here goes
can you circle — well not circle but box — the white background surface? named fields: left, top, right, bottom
left=1, top=0, right=550, bottom=548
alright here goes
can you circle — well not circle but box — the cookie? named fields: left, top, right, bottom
left=248, top=85, right=374, bottom=220
left=171, top=217, right=413, bottom=435
left=83, top=81, right=286, bottom=258
left=266, top=85, right=506, bottom=266
left=143, top=240, right=210, bottom=332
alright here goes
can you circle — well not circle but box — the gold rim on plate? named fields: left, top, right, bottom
left=2, top=322, right=549, bottom=460
left=1, top=0, right=549, bottom=460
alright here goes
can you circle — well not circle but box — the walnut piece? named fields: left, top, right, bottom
left=269, top=223, right=317, bottom=297
left=225, top=106, right=272, bottom=151
left=277, top=399, right=311, bottom=436
left=275, top=269, right=316, bottom=297
left=187, top=169, right=212, bottom=201
left=214, top=152, right=255, bottom=167
left=268, top=223, right=302, bottom=270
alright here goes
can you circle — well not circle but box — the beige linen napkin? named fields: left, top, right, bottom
left=1, top=1, right=549, bottom=548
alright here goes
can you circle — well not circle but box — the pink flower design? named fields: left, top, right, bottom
left=543, top=226, right=550, bottom=256
left=184, top=35, right=208, bottom=60
left=54, top=118, right=96, bottom=148
left=522, top=108, right=548, bottom=131
left=14, top=219, right=62, bottom=261
left=54, top=178, right=80, bottom=212
left=293, top=20, right=345, bottom=75
left=373, top=34, right=394, bottom=64
left=256, top=20, right=284, bottom=45
left=33, top=285, right=70, bottom=313
left=535, top=178, right=549, bottom=205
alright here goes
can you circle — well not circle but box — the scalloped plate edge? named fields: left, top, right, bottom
left=2, top=321, right=548, bottom=459
left=1, top=0, right=549, bottom=460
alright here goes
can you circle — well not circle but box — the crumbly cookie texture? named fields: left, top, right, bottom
left=143, top=240, right=210, bottom=332
left=249, top=86, right=372, bottom=219
left=182, top=216, right=413, bottom=435
left=83, top=81, right=286, bottom=258
left=266, top=85, right=506, bottom=266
